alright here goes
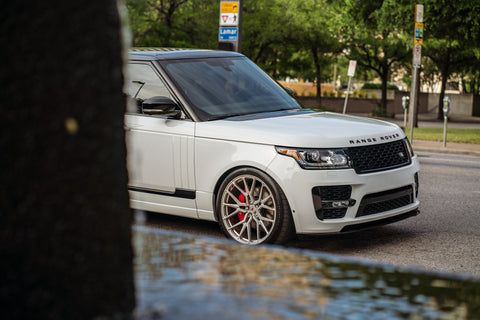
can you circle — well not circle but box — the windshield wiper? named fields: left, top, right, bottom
left=207, top=113, right=248, bottom=121
left=207, top=108, right=302, bottom=121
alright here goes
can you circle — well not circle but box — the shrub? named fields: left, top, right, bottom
left=361, top=83, right=399, bottom=90
left=336, top=90, right=344, bottom=97
left=370, top=92, right=377, bottom=99
left=358, top=91, right=367, bottom=98
left=370, top=107, right=395, bottom=118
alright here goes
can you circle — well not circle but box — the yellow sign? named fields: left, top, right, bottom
left=221, top=2, right=239, bottom=13
left=414, top=22, right=423, bottom=45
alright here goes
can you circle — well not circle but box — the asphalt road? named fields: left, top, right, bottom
left=138, top=151, right=480, bottom=277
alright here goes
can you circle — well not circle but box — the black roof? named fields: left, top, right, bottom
left=128, top=48, right=243, bottom=61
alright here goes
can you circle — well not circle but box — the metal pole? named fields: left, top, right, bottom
left=443, top=115, right=447, bottom=148
left=342, top=76, right=352, bottom=114
left=404, top=108, right=408, bottom=128
left=237, top=0, right=242, bottom=53
left=409, top=66, right=418, bottom=142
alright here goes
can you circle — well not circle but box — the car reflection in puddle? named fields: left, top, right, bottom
left=133, top=225, right=480, bottom=320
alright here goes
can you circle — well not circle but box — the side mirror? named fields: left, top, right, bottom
left=142, top=96, right=181, bottom=118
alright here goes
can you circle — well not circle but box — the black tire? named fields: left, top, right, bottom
left=215, top=168, right=295, bottom=245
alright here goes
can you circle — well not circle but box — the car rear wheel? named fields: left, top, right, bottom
left=216, top=168, right=294, bottom=245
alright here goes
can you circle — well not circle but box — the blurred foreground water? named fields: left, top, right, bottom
left=133, top=225, right=480, bottom=320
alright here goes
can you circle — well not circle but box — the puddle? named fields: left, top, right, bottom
left=133, top=226, right=480, bottom=319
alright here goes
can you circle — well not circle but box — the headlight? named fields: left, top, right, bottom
left=276, top=147, right=352, bottom=170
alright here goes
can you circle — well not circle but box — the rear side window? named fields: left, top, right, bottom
left=124, top=63, right=172, bottom=113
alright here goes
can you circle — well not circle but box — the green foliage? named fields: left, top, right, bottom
left=420, top=1, right=480, bottom=115
left=333, top=0, right=412, bottom=110
left=357, top=91, right=367, bottom=98
left=126, top=0, right=218, bottom=48
left=370, top=106, right=395, bottom=118
left=124, top=0, right=480, bottom=103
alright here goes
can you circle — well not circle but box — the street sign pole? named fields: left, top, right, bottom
left=409, top=68, right=418, bottom=142
left=219, top=0, right=242, bottom=52
left=343, top=60, right=356, bottom=114
left=409, top=4, right=424, bottom=142
left=443, top=97, right=450, bottom=148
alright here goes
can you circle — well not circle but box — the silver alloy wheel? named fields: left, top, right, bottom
left=220, top=174, right=277, bottom=245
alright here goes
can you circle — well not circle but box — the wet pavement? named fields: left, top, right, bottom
left=133, top=226, right=480, bottom=320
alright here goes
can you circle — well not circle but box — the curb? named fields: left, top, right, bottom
left=413, top=146, right=480, bottom=157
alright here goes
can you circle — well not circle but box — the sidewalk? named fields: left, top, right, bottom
left=411, top=139, right=480, bottom=157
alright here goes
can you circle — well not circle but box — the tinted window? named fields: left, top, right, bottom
left=124, top=63, right=172, bottom=113
left=161, top=57, right=301, bottom=121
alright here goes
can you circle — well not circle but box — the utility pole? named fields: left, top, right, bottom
left=409, top=4, right=424, bottom=142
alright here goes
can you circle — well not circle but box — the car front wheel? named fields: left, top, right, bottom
left=216, top=168, right=294, bottom=245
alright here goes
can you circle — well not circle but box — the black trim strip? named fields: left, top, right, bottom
left=340, top=209, right=419, bottom=232
left=128, top=186, right=196, bottom=199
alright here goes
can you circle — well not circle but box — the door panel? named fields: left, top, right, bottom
left=125, top=114, right=195, bottom=194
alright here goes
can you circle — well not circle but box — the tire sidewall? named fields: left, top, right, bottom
left=215, top=167, right=287, bottom=244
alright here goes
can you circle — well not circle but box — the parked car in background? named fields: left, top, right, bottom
left=124, top=49, right=420, bottom=245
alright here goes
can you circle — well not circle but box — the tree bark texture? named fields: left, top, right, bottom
left=0, top=1, right=135, bottom=319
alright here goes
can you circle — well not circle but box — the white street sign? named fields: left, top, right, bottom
left=413, top=44, right=422, bottom=67
left=416, top=4, right=424, bottom=23
left=220, top=13, right=238, bottom=26
left=347, top=60, right=357, bottom=77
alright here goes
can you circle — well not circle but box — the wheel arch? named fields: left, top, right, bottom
left=212, top=165, right=257, bottom=221
left=211, top=165, right=294, bottom=226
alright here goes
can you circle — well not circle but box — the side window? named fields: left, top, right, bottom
left=124, top=63, right=173, bottom=114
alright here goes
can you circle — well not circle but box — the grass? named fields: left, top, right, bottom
left=404, top=128, right=480, bottom=144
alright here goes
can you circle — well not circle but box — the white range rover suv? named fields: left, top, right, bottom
left=124, top=49, right=420, bottom=245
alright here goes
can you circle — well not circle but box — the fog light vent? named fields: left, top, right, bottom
left=414, top=172, right=419, bottom=198
left=312, top=185, right=353, bottom=220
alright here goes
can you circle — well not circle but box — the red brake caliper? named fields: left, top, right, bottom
left=238, top=191, right=246, bottom=221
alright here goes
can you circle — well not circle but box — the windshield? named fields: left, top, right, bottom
left=161, top=56, right=301, bottom=121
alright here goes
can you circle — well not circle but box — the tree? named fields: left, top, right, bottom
left=461, top=49, right=480, bottom=95
left=241, top=0, right=291, bottom=73
left=126, top=0, right=218, bottom=48
left=0, top=1, right=135, bottom=319
left=282, top=0, right=340, bottom=102
left=334, top=0, right=411, bottom=112
left=423, top=0, right=480, bottom=119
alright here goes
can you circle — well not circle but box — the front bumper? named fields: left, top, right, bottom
left=266, top=154, right=420, bottom=234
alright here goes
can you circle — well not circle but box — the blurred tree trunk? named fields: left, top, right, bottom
left=0, top=1, right=135, bottom=319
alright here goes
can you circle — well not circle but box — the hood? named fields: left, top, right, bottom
left=195, top=112, right=405, bottom=148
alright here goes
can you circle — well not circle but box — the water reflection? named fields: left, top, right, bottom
left=133, top=226, right=480, bottom=319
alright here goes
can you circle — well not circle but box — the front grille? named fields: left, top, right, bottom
left=347, top=139, right=411, bottom=174
left=356, top=185, right=414, bottom=217
left=313, top=185, right=352, bottom=220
